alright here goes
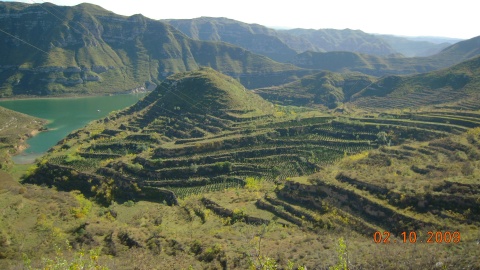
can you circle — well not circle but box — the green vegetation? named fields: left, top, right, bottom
left=165, top=17, right=298, bottom=63
left=2, top=1, right=478, bottom=99
left=0, top=2, right=304, bottom=97
left=293, top=37, right=480, bottom=77
left=5, top=68, right=475, bottom=268
left=352, top=55, right=480, bottom=110
left=255, top=71, right=376, bottom=108
left=1, top=7, right=480, bottom=268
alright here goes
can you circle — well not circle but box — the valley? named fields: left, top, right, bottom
left=0, top=1, right=479, bottom=269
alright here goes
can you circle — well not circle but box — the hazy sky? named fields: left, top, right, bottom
left=5, top=0, right=478, bottom=39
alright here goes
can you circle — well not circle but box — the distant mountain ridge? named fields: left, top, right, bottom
left=0, top=2, right=305, bottom=97
left=1, top=1, right=478, bottom=98
left=292, top=36, right=480, bottom=77
left=164, top=17, right=297, bottom=63
left=165, top=17, right=463, bottom=60
left=351, top=55, right=480, bottom=109
left=375, top=35, right=453, bottom=57
left=277, top=28, right=396, bottom=56
left=166, top=18, right=398, bottom=58
left=255, top=55, right=480, bottom=110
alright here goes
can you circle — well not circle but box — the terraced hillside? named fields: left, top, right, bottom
left=25, top=68, right=370, bottom=202
left=26, top=67, right=480, bottom=215
left=22, top=68, right=480, bottom=268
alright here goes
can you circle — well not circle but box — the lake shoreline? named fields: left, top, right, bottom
left=12, top=126, right=49, bottom=164
left=0, top=89, right=152, bottom=101
left=1, top=93, right=148, bottom=164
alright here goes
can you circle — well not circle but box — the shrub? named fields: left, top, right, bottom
left=245, top=177, right=261, bottom=191
left=329, top=237, right=348, bottom=270
left=71, top=192, right=93, bottom=219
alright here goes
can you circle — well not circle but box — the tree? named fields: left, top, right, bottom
left=376, top=131, right=388, bottom=144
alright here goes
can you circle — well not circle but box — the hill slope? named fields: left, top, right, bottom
left=20, top=68, right=480, bottom=269
left=165, top=17, right=298, bottom=63
left=376, top=34, right=453, bottom=57
left=431, top=35, right=480, bottom=62
left=293, top=36, right=480, bottom=77
left=278, top=28, right=397, bottom=56
left=166, top=18, right=405, bottom=59
left=0, top=2, right=305, bottom=97
left=351, top=55, right=480, bottom=109
left=254, top=71, right=376, bottom=108
left=26, top=68, right=377, bottom=203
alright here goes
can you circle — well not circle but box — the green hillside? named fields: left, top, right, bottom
left=352, top=55, right=480, bottom=109
left=166, top=18, right=412, bottom=60
left=165, top=17, right=298, bottom=63
left=431, top=35, right=480, bottom=62
left=278, top=28, right=396, bottom=56
left=293, top=36, right=480, bottom=77
left=375, top=34, right=453, bottom=57
left=2, top=3, right=480, bottom=269
left=0, top=2, right=305, bottom=97
left=17, top=68, right=480, bottom=269
left=254, top=71, right=376, bottom=108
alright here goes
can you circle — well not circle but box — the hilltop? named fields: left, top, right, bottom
left=0, top=2, right=306, bottom=97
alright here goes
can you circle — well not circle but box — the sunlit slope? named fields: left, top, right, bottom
left=0, top=2, right=304, bottom=97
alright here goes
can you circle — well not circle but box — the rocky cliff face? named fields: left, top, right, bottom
left=0, top=2, right=301, bottom=97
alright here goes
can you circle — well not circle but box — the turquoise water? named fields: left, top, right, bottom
left=0, top=94, right=146, bottom=163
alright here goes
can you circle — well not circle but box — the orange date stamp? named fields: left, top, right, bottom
left=373, top=231, right=461, bottom=244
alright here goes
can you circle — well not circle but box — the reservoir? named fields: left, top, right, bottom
left=0, top=93, right=146, bottom=164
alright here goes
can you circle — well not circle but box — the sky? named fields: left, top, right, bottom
left=4, top=0, right=478, bottom=39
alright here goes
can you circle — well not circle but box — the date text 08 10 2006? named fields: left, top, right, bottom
left=373, top=231, right=461, bottom=244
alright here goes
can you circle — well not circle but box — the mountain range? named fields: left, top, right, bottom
left=0, top=2, right=307, bottom=97
left=166, top=17, right=459, bottom=59
left=257, top=55, right=480, bottom=109
left=292, top=36, right=480, bottom=76
left=1, top=1, right=478, bottom=99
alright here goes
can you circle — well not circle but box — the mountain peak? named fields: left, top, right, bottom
left=151, top=67, right=274, bottom=117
